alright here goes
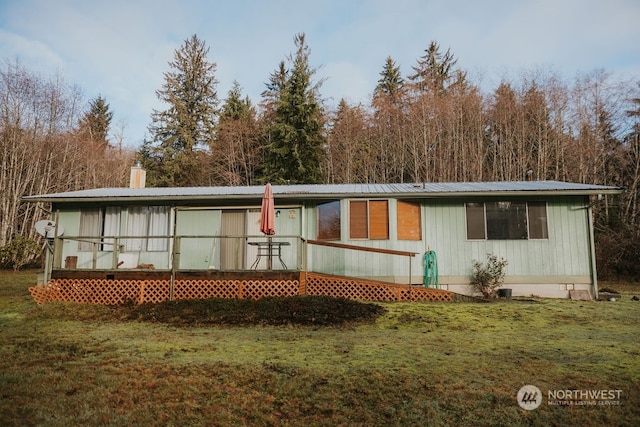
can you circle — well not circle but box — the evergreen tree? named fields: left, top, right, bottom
left=261, top=60, right=288, bottom=110
left=140, top=34, right=219, bottom=187
left=371, top=56, right=407, bottom=182
left=213, top=81, right=259, bottom=185
left=260, top=33, right=326, bottom=184
left=409, top=41, right=459, bottom=94
left=375, top=56, right=404, bottom=99
left=78, top=96, right=113, bottom=150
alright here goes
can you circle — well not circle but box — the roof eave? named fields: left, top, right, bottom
left=22, top=187, right=624, bottom=204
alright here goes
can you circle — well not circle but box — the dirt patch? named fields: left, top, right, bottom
left=114, top=295, right=387, bottom=327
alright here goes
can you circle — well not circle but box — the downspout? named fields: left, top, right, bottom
left=587, top=203, right=598, bottom=300
left=170, top=207, right=177, bottom=301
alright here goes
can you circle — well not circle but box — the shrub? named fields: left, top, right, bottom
left=0, top=236, right=41, bottom=271
left=470, top=253, right=508, bottom=299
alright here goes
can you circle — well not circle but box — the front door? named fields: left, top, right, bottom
left=220, top=210, right=246, bottom=270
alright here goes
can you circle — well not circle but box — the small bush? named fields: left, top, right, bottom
left=470, top=253, right=508, bottom=299
left=0, top=236, right=41, bottom=271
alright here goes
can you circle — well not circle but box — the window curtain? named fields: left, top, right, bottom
left=78, top=208, right=102, bottom=251
left=125, top=207, right=148, bottom=251
left=102, top=207, right=120, bottom=251
left=147, top=206, right=169, bottom=251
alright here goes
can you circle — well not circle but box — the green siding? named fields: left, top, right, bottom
left=50, top=194, right=593, bottom=286
left=424, top=197, right=591, bottom=278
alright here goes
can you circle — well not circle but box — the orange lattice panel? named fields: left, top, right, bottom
left=240, top=280, right=299, bottom=300
left=138, top=280, right=171, bottom=304
left=28, top=275, right=452, bottom=305
left=173, top=280, right=240, bottom=300
left=306, top=273, right=453, bottom=302
left=30, top=278, right=302, bottom=305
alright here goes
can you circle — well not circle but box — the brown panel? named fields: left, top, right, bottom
left=397, top=201, right=421, bottom=240
left=369, top=200, right=389, bottom=239
left=349, top=200, right=368, bottom=239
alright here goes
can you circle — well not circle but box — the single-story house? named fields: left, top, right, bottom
left=23, top=170, right=622, bottom=300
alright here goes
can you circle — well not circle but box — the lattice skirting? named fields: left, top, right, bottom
left=28, top=274, right=453, bottom=305
left=29, top=279, right=302, bottom=305
left=306, top=273, right=453, bottom=302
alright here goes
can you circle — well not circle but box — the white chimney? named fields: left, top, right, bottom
left=129, top=162, right=146, bottom=188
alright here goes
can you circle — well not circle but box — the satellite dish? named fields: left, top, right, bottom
left=35, top=220, right=64, bottom=238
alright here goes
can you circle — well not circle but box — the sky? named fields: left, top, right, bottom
left=1, top=0, right=639, bottom=148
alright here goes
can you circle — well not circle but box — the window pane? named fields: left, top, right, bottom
left=78, top=208, right=102, bottom=251
left=528, top=202, right=548, bottom=239
left=349, top=201, right=368, bottom=239
left=466, top=203, right=486, bottom=240
left=369, top=200, right=389, bottom=239
left=486, top=201, right=527, bottom=240
left=317, top=201, right=341, bottom=240
left=397, top=201, right=421, bottom=240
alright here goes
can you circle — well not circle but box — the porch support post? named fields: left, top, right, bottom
left=170, top=234, right=179, bottom=301
left=52, top=210, right=62, bottom=270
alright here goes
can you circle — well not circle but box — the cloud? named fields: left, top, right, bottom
left=0, top=29, right=64, bottom=71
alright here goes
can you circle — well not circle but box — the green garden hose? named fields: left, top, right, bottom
left=423, top=250, right=439, bottom=288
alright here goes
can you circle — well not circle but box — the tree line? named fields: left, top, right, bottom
left=2, top=34, right=639, bottom=277
left=0, top=60, right=134, bottom=261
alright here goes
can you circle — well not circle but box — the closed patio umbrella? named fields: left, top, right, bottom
left=260, top=183, right=276, bottom=269
left=260, top=183, right=276, bottom=236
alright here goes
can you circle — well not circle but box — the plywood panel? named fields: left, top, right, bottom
left=349, top=201, right=367, bottom=239
left=369, top=200, right=389, bottom=239
left=397, top=201, right=421, bottom=240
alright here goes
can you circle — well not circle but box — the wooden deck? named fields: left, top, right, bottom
left=30, top=270, right=454, bottom=305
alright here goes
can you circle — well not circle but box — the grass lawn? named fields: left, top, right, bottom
left=1, top=270, right=639, bottom=426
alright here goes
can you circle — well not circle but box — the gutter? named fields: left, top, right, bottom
left=21, top=189, right=624, bottom=204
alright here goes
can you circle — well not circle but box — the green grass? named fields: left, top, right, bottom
left=1, top=270, right=639, bottom=426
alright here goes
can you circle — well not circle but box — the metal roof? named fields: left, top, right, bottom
left=22, top=181, right=623, bottom=204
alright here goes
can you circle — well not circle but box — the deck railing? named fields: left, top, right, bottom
left=51, top=234, right=305, bottom=272
left=48, top=234, right=423, bottom=285
left=306, top=240, right=418, bottom=284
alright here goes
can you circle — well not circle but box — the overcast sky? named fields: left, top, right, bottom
left=1, top=0, right=638, bottom=148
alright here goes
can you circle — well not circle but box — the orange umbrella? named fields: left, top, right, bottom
left=260, top=183, right=276, bottom=236
left=260, top=183, right=276, bottom=269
